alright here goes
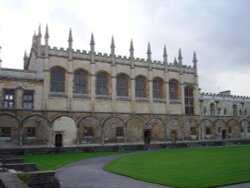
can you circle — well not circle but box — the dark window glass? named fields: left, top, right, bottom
left=50, top=68, right=65, bottom=93
left=1, top=127, right=11, bottom=137
left=136, top=76, right=146, bottom=98
left=210, top=103, right=215, bottom=115
left=153, top=78, right=163, bottom=99
left=169, top=81, right=178, bottom=100
left=74, top=70, right=87, bottom=94
left=3, top=90, right=14, bottom=109
left=224, top=108, right=227, bottom=115
left=23, top=91, right=33, bottom=109
left=190, top=127, right=196, bottom=135
left=117, top=74, right=128, bottom=97
left=206, top=128, right=211, bottom=135
left=185, top=87, right=194, bottom=115
left=96, top=74, right=108, bottom=95
left=116, top=127, right=124, bottom=137
left=27, top=127, right=36, bottom=137
left=84, top=127, right=94, bottom=137
left=233, top=105, right=237, bottom=116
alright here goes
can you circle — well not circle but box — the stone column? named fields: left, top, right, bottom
left=43, top=58, right=50, bottom=111
left=67, top=61, right=73, bottom=111
left=130, top=68, right=135, bottom=113
left=15, top=88, right=23, bottom=109
left=90, top=62, right=96, bottom=112
left=111, top=64, right=116, bottom=112
left=148, top=70, right=153, bottom=113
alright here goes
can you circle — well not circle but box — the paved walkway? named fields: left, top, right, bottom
left=56, top=153, right=168, bottom=188
left=56, top=153, right=250, bottom=188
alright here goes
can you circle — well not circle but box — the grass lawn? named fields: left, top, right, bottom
left=104, top=145, right=250, bottom=188
left=22, top=151, right=123, bottom=171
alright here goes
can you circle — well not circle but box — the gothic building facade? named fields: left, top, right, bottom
left=0, top=25, right=249, bottom=148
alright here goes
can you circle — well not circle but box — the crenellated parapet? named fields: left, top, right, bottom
left=30, top=25, right=197, bottom=74
left=200, top=92, right=250, bottom=102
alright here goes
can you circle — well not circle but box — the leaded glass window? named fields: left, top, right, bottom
left=135, top=76, right=146, bottom=98
left=185, top=86, right=194, bottom=115
left=23, top=91, right=33, bottom=109
left=74, top=70, right=87, bottom=94
left=50, top=68, right=65, bottom=93
left=153, top=78, right=163, bottom=99
left=117, top=74, right=128, bottom=97
left=169, top=80, right=178, bottom=100
left=3, top=90, right=14, bottom=109
left=96, top=73, right=108, bottom=95
left=0, top=127, right=11, bottom=137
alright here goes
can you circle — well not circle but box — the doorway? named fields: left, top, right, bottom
left=222, top=129, right=227, bottom=139
left=144, top=129, right=151, bottom=144
left=171, top=130, right=177, bottom=143
left=55, top=133, right=63, bottom=147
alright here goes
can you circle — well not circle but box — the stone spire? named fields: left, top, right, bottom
left=129, top=40, right=135, bottom=68
left=0, top=46, right=2, bottom=67
left=193, top=51, right=198, bottom=75
left=174, top=57, right=178, bottom=64
left=68, top=28, right=73, bottom=60
left=163, top=45, right=168, bottom=67
left=44, top=24, right=49, bottom=58
left=90, top=32, right=95, bottom=52
left=129, top=39, right=134, bottom=58
left=192, top=51, right=198, bottom=64
left=36, top=24, right=42, bottom=57
left=110, top=36, right=115, bottom=56
left=178, top=48, right=183, bottom=73
left=23, top=51, right=28, bottom=69
left=147, top=42, right=152, bottom=70
left=178, top=48, right=183, bottom=63
left=37, top=24, right=42, bottom=45
left=147, top=42, right=152, bottom=62
left=45, top=24, right=49, bottom=44
left=90, top=32, right=95, bottom=63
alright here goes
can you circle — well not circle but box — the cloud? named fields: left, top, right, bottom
left=0, top=0, right=249, bottom=95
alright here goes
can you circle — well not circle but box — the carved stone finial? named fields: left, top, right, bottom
left=193, top=51, right=198, bottom=63
left=90, top=32, right=95, bottom=46
left=178, top=48, right=183, bottom=60
left=147, top=42, right=152, bottom=62
left=110, top=36, right=115, bottom=55
left=68, top=28, right=73, bottom=42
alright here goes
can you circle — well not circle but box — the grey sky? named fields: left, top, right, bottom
left=0, top=0, right=250, bottom=95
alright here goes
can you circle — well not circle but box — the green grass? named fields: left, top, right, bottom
left=104, top=145, right=250, bottom=188
left=23, top=151, right=123, bottom=170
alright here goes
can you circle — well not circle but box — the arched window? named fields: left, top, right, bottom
left=153, top=78, right=163, bottom=99
left=117, top=74, right=128, bottom=97
left=74, top=70, right=88, bottom=94
left=96, top=72, right=109, bottom=95
left=169, top=80, right=178, bottom=100
left=50, top=67, right=65, bottom=93
left=135, top=76, right=146, bottom=98
left=185, top=86, right=194, bottom=115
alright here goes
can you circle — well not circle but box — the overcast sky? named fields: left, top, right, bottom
left=0, top=0, right=250, bottom=96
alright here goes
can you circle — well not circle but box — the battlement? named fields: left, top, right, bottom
left=200, top=92, right=250, bottom=102
left=32, top=25, right=198, bottom=74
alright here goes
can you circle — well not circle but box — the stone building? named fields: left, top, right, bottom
left=0, top=25, right=249, bottom=148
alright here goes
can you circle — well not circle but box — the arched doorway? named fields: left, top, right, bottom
left=55, top=133, right=63, bottom=147
left=144, top=129, right=151, bottom=144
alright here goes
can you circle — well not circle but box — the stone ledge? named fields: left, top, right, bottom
left=0, top=172, right=29, bottom=188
